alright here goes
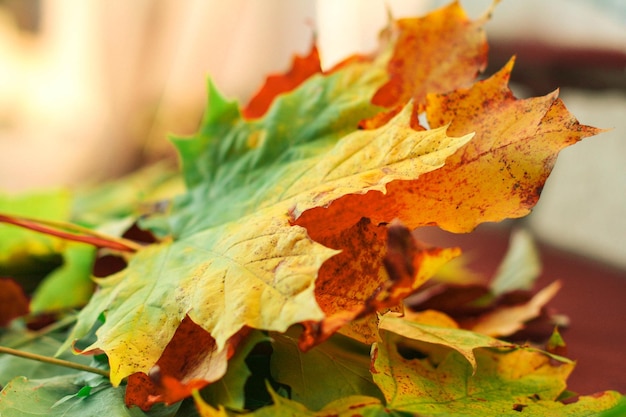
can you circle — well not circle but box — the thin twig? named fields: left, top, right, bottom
left=0, top=214, right=140, bottom=252
left=0, top=346, right=110, bottom=378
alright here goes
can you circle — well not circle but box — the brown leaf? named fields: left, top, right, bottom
left=407, top=279, right=564, bottom=342
left=405, top=283, right=491, bottom=318
left=0, top=278, right=29, bottom=326
left=299, top=220, right=458, bottom=349
left=469, top=280, right=562, bottom=337
left=300, top=218, right=388, bottom=346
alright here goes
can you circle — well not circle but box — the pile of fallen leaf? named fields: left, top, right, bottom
left=0, top=2, right=624, bottom=416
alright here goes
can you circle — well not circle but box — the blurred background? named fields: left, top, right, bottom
left=0, top=0, right=624, bottom=269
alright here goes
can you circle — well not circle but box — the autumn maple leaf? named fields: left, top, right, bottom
left=61, top=48, right=469, bottom=408
left=57, top=1, right=604, bottom=411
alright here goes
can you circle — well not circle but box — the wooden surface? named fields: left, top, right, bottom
left=414, top=222, right=626, bottom=396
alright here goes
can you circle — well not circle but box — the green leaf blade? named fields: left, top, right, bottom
left=0, top=375, right=180, bottom=417
left=270, top=330, right=384, bottom=411
left=379, top=313, right=514, bottom=371
left=67, top=211, right=335, bottom=386
left=163, top=61, right=388, bottom=239
left=30, top=243, right=96, bottom=314
left=490, top=228, right=541, bottom=296
left=372, top=328, right=620, bottom=416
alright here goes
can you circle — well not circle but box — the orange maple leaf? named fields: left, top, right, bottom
left=294, top=58, right=603, bottom=238
left=360, top=1, right=490, bottom=130
left=242, top=43, right=322, bottom=119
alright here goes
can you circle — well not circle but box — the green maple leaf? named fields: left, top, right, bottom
left=372, top=326, right=622, bottom=416
left=152, top=60, right=388, bottom=239
left=0, top=320, right=93, bottom=386
left=269, top=329, right=384, bottom=411
left=378, top=313, right=516, bottom=371
left=196, top=387, right=623, bottom=417
left=71, top=162, right=182, bottom=229
left=214, top=390, right=387, bottom=417
left=199, top=330, right=269, bottom=411
left=62, top=56, right=471, bottom=387
left=0, top=374, right=179, bottom=417
left=29, top=243, right=96, bottom=314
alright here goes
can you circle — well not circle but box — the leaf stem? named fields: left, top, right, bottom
left=0, top=214, right=140, bottom=253
left=0, top=346, right=110, bottom=378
